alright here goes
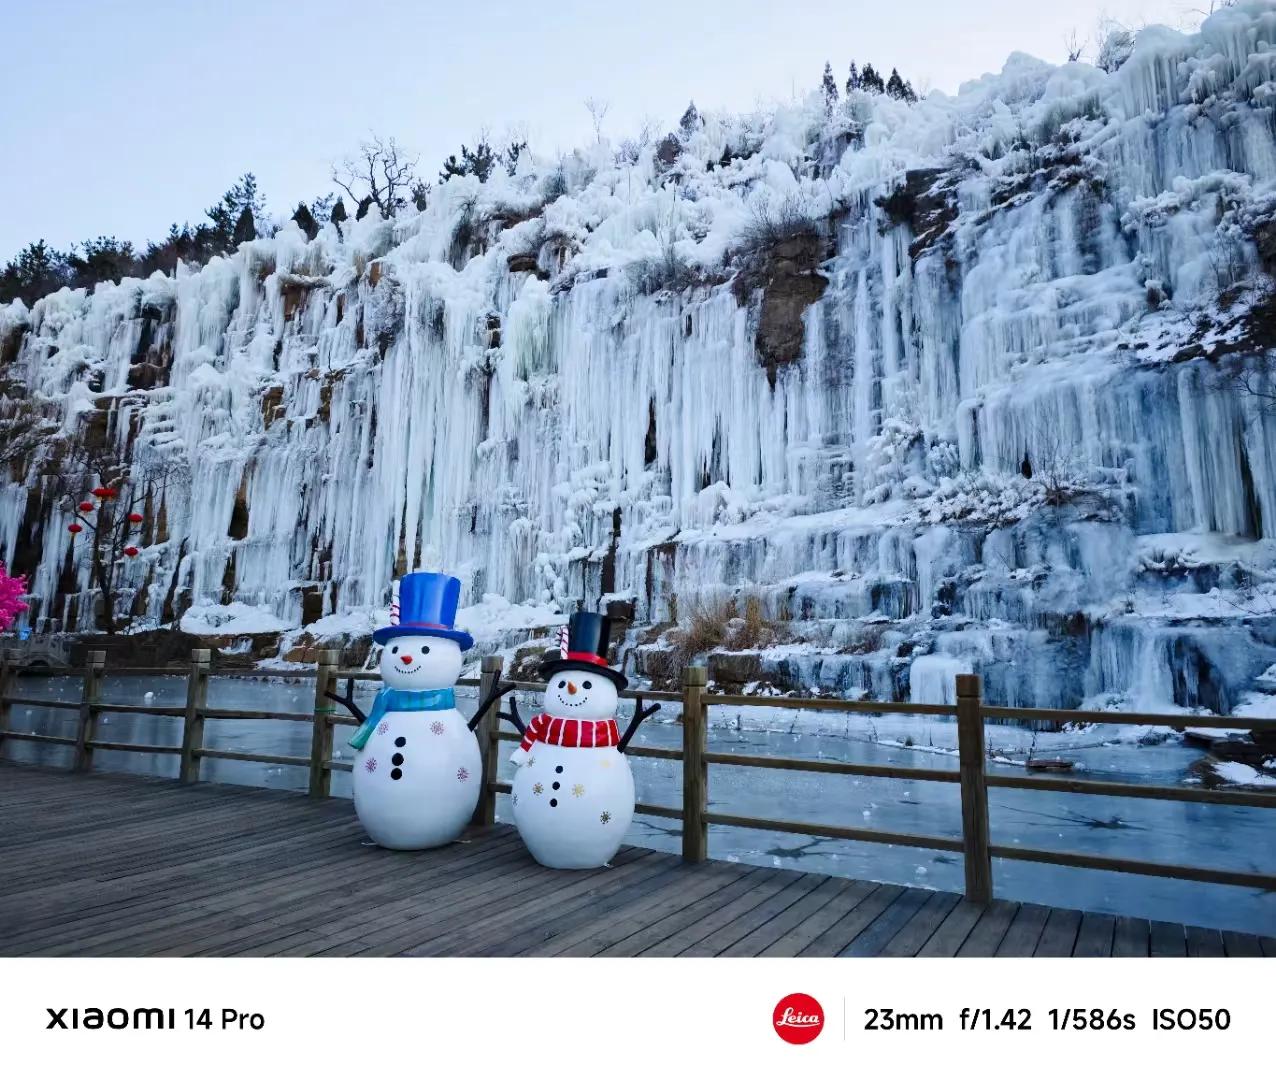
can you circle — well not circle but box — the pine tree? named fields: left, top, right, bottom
left=846, top=61, right=861, bottom=94
left=885, top=68, right=907, bottom=99
left=678, top=101, right=701, bottom=140
left=861, top=63, right=884, bottom=94
left=291, top=202, right=319, bottom=240
left=232, top=205, right=256, bottom=245
left=903, top=79, right=918, bottom=104
left=821, top=62, right=840, bottom=113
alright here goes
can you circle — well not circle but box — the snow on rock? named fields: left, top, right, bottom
left=5, top=4, right=1276, bottom=712
left=180, top=602, right=289, bottom=637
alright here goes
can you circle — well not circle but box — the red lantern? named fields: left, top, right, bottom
left=92, top=486, right=118, bottom=499
left=128, top=512, right=144, bottom=523
left=67, top=523, right=83, bottom=534
left=78, top=501, right=94, bottom=512
left=123, top=546, right=140, bottom=557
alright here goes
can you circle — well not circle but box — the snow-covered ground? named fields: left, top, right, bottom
left=5, top=3, right=1276, bottom=722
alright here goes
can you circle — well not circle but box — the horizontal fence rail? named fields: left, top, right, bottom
left=2, top=646, right=1275, bottom=904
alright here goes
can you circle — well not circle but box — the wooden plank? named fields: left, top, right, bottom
left=996, top=903, right=1051, bottom=957
left=536, top=862, right=753, bottom=958
left=1034, top=908, right=1082, bottom=958
left=1185, top=925, right=1225, bottom=957
left=916, top=899, right=983, bottom=957
left=1072, top=913, right=1116, bottom=957
left=1221, top=931, right=1263, bottom=957
left=956, top=899, right=1018, bottom=957
left=633, top=870, right=803, bottom=957
left=878, top=891, right=961, bottom=957
left=1150, top=921, right=1187, bottom=957
left=841, top=887, right=934, bottom=957
left=1112, top=917, right=1150, bottom=957
left=590, top=867, right=782, bottom=957
left=798, top=884, right=904, bottom=957
left=721, top=876, right=865, bottom=958
left=679, top=873, right=829, bottom=957
left=758, top=879, right=877, bottom=958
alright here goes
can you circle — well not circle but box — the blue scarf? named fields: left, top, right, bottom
left=348, top=687, right=456, bottom=751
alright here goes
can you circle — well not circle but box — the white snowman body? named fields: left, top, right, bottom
left=510, top=667, right=634, bottom=869
left=351, top=635, right=480, bottom=851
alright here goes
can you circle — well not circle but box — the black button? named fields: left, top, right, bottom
left=555, top=765, right=563, bottom=773
left=549, top=799, right=557, bottom=807
left=392, top=753, right=404, bottom=766
left=394, top=737, right=406, bottom=747
left=390, top=768, right=403, bottom=780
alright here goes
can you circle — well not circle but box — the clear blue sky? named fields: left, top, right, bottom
left=0, top=0, right=1186, bottom=259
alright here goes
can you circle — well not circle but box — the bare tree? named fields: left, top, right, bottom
left=584, top=97, right=610, bottom=143
left=59, top=443, right=187, bottom=634
left=1064, top=28, right=1084, bottom=62
left=331, top=135, right=420, bottom=220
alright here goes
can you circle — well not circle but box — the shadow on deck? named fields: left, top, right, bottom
left=1, top=764, right=1270, bottom=958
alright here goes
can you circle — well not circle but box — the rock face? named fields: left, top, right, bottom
left=733, top=231, right=830, bottom=387
left=5, top=8, right=1276, bottom=714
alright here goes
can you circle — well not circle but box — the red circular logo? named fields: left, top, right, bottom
left=773, top=993, right=825, bottom=1044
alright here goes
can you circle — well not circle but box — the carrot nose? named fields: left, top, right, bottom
left=400, top=654, right=413, bottom=665
left=567, top=681, right=577, bottom=695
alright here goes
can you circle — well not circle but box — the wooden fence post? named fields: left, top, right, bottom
left=73, top=649, right=106, bottom=772
left=956, top=673, right=993, bottom=905
left=0, top=647, right=12, bottom=754
left=179, top=648, right=211, bottom=783
left=681, top=665, right=708, bottom=863
left=308, top=649, right=339, bottom=798
left=472, top=655, right=503, bottom=826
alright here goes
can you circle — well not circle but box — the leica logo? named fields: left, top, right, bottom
left=773, top=993, right=825, bottom=1044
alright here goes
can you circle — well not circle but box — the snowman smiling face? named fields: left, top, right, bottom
left=380, top=634, right=463, bottom=691
left=546, top=667, right=619, bottom=720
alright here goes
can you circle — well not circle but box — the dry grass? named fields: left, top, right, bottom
left=666, top=596, right=785, bottom=670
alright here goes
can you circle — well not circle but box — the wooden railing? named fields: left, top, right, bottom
left=2, top=648, right=1275, bottom=905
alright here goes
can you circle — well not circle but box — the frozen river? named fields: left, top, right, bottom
left=3, top=672, right=1272, bottom=935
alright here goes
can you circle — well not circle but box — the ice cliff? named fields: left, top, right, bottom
left=5, top=3, right=1276, bottom=714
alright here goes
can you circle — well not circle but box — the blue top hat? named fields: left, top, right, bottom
left=373, top=572, right=474, bottom=650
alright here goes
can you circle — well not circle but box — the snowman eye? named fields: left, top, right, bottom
left=391, top=646, right=398, bottom=654
left=558, top=680, right=566, bottom=689
left=583, top=680, right=592, bottom=690
left=422, top=645, right=430, bottom=654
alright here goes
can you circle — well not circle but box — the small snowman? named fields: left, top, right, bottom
left=509, top=612, right=657, bottom=870
left=329, top=572, right=479, bottom=851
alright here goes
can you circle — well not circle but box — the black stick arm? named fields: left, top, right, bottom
left=468, top=680, right=517, bottom=732
left=500, top=695, right=527, bottom=737
left=617, top=697, right=661, bottom=753
left=323, top=677, right=368, bottom=726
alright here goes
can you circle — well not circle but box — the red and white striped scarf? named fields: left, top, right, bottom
left=519, top=713, right=619, bottom=753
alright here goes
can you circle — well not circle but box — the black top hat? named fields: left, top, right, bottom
left=539, top=611, right=628, bottom=691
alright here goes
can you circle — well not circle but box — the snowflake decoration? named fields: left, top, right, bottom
left=512, top=794, right=518, bottom=806
left=364, top=757, right=378, bottom=773
left=532, top=782, right=544, bottom=795
left=527, top=756, right=536, bottom=767
left=600, top=811, right=611, bottom=824
left=457, top=767, right=470, bottom=782
left=377, top=721, right=389, bottom=735
left=430, top=720, right=445, bottom=735
left=572, top=784, right=585, bottom=798
left=597, top=757, right=612, bottom=769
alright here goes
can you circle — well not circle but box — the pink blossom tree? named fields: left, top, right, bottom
left=0, top=562, right=28, bottom=631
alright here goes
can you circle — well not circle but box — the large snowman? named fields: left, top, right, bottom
left=510, top=612, right=645, bottom=869
left=337, top=572, right=479, bottom=850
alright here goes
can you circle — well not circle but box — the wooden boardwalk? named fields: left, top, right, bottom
left=1, top=764, right=1270, bottom=958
